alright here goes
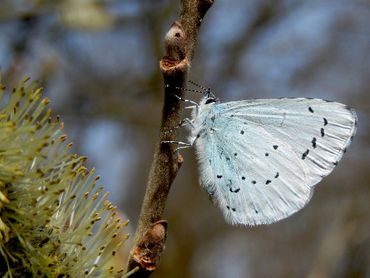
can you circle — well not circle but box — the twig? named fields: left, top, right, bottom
left=126, top=0, right=214, bottom=276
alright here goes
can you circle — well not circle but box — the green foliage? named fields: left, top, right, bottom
left=0, top=78, right=129, bottom=277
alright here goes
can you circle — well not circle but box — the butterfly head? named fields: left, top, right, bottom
left=203, top=88, right=218, bottom=105
left=205, top=98, right=217, bottom=104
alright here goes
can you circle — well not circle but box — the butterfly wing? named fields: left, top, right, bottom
left=193, top=98, right=357, bottom=225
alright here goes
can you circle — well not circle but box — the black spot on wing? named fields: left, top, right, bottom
left=265, top=180, right=271, bottom=185
left=241, top=176, right=246, bottom=180
left=274, top=172, right=279, bottom=178
left=321, top=128, right=325, bottom=137
left=312, top=137, right=317, bottom=148
left=252, top=180, right=256, bottom=184
left=323, top=118, right=328, bottom=126
left=225, top=206, right=236, bottom=212
left=265, top=153, right=269, bottom=157
left=273, top=145, right=278, bottom=150
left=308, top=106, right=314, bottom=113
left=302, top=149, right=309, bottom=160
left=217, top=175, right=222, bottom=179
left=230, top=187, right=240, bottom=193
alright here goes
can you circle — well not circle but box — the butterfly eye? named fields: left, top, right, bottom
left=205, top=98, right=216, bottom=104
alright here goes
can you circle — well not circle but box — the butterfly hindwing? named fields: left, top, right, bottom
left=192, top=97, right=357, bottom=226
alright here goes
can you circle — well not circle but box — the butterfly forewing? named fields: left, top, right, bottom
left=218, top=98, right=357, bottom=185
left=192, top=97, right=357, bottom=226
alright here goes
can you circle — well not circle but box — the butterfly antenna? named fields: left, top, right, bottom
left=172, top=93, right=198, bottom=106
left=188, top=80, right=208, bottom=91
left=165, top=84, right=204, bottom=96
left=188, top=80, right=216, bottom=99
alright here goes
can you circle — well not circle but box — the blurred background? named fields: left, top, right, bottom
left=0, top=0, right=369, bottom=277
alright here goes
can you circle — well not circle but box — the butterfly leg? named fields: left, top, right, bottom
left=185, top=105, right=197, bottom=109
left=161, top=141, right=192, bottom=146
left=161, top=140, right=193, bottom=152
left=181, top=118, right=195, bottom=128
left=163, top=118, right=194, bottom=135
left=172, top=94, right=198, bottom=106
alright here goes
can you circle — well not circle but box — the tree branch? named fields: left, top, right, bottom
left=126, top=0, right=213, bottom=276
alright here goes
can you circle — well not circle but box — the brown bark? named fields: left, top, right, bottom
left=126, top=0, right=214, bottom=276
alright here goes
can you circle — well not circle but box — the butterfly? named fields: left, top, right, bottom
left=165, top=84, right=357, bottom=226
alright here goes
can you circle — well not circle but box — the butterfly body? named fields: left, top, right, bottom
left=189, top=94, right=357, bottom=226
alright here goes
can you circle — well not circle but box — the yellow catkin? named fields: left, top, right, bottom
left=0, top=78, right=129, bottom=277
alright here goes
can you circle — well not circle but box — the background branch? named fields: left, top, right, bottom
left=126, top=0, right=214, bottom=276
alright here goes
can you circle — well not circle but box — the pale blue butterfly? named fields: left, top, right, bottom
left=165, top=83, right=357, bottom=226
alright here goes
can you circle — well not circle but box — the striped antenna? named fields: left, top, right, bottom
left=165, top=82, right=217, bottom=99
left=188, top=80, right=208, bottom=91
left=188, top=80, right=216, bottom=99
left=165, top=84, right=204, bottom=95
